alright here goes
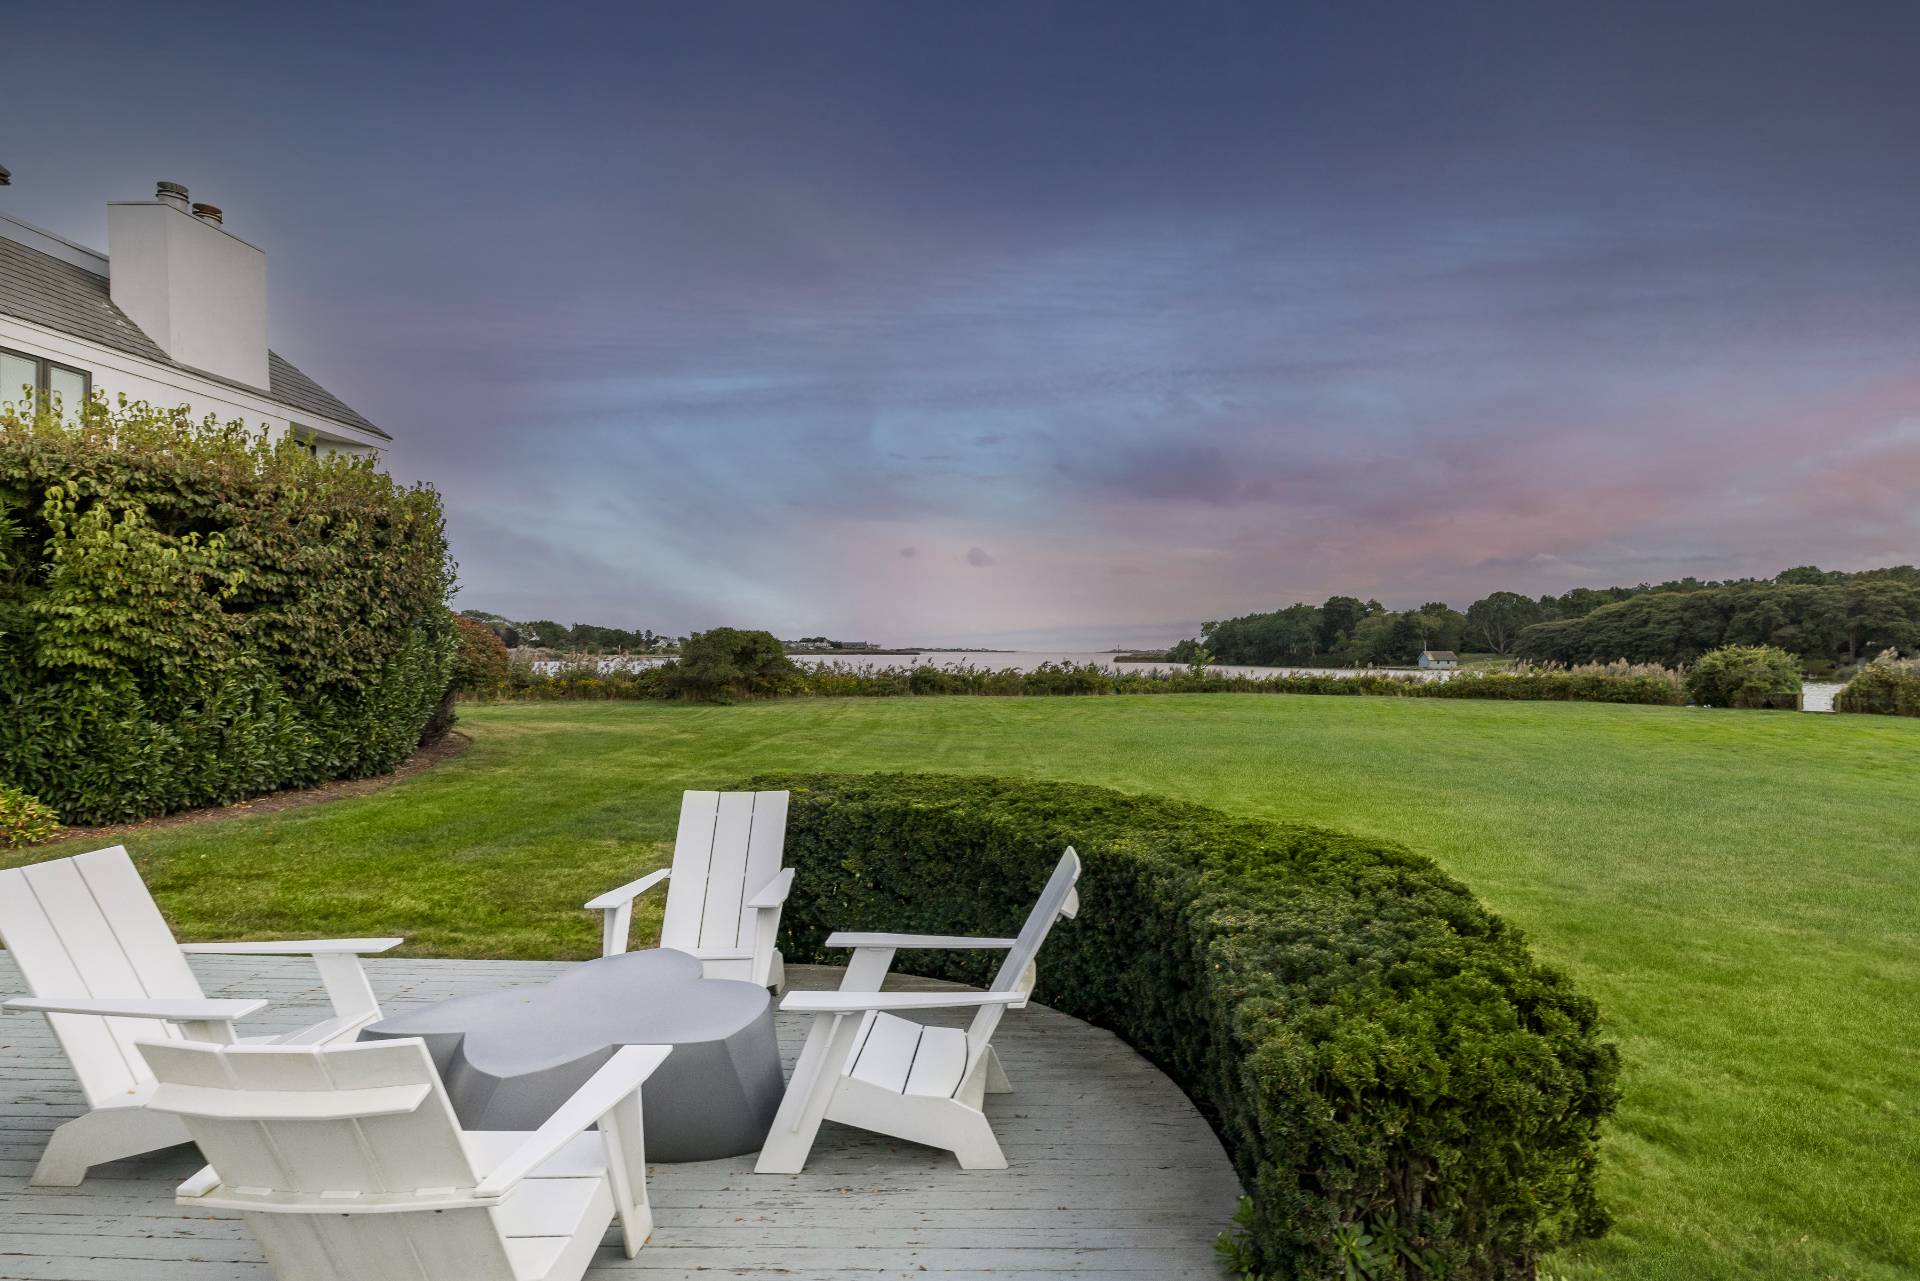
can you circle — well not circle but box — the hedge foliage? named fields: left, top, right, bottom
left=746, top=772, right=1619, bottom=1280
left=0, top=400, right=456, bottom=823
left=1684, top=645, right=1802, bottom=710
left=1834, top=654, right=1920, bottom=716
left=499, top=657, right=1685, bottom=707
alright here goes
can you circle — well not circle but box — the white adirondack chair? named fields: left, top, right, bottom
left=0, top=844, right=402, bottom=1185
left=585, top=789, right=795, bottom=989
left=755, top=847, right=1081, bottom=1174
left=138, top=1036, right=669, bottom=1281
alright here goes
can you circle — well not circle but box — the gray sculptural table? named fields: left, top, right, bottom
left=359, top=948, right=784, bottom=1162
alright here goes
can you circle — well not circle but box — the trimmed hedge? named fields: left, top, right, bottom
left=0, top=400, right=456, bottom=823
left=747, top=772, right=1619, bottom=1280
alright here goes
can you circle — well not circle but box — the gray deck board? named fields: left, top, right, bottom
left=0, top=956, right=1240, bottom=1278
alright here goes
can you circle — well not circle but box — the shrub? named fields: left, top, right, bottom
left=1685, top=645, right=1802, bottom=709
left=452, top=614, right=512, bottom=696
left=1424, top=661, right=1685, bottom=705
left=747, top=771, right=1619, bottom=1279
left=0, top=784, right=61, bottom=849
left=1834, top=652, right=1920, bottom=716
left=660, top=627, right=799, bottom=702
left=0, top=398, right=456, bottom=823
left=487, top=655, right=1686, bottom=707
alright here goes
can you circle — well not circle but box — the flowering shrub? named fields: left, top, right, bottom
left=453, top=615, right=512, bottom=696
left=0, top=784, right=61, bottom=849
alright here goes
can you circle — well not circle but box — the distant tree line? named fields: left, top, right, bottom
left=1169, top=565, right=1920, bottom=668
left=1513, top=572, right=1920, bottom=667
left=458, top=610, right=677, bottom=654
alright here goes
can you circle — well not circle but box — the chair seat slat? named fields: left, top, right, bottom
left=150, top=1081, right=432, bottom=1121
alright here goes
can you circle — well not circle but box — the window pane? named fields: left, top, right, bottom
left=46, top=365, right=87, bottom=424
left=0, top=353, right=35, bottom=412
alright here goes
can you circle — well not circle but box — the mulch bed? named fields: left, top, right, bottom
left=54, top=731, right=474, bottom=842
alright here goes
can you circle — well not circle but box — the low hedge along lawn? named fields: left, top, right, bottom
left=748, top=772, right=1619, bottom=1280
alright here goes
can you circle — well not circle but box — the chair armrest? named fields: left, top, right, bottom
left=746, top=868, right=795, bottom=910
left=179, top=938, right=404, bottom=956
left=584, top=869, right=671, bottom=911
left=474, top=1045, right=671, bottom=1198
left=824, top=932, right=1019, bottom=950
left=780, top=990, right=1028, bottom=1014
left=3, top=996, right=269, bottom=1022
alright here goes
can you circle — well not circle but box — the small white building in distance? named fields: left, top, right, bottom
left=1418, top=649, right=1459, bottom=670
left=0, top=171, right=388, bottom=456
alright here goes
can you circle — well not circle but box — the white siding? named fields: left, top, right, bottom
left=0, top=313, right=381, bottom=458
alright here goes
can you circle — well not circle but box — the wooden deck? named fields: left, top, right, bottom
left=0, top=955, right=1241, bottom=1279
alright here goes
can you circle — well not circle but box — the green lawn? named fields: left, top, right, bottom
left=11, top=695, right=1920, bottom=1280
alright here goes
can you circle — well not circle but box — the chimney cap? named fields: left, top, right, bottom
left=0, top=165, right=11, bottom=186
left=157, top=180, right=189, bottom=198
left=191, top=202, right=224, bottom=226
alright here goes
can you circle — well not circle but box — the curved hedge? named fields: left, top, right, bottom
left=748, top=772, right=1618, bottom=1280
left=0, top=401, right=456, bottom=823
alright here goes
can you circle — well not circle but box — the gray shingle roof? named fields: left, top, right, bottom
left=0, top=233, right=388, bottom=441
left=0, top=234, right=169, bottom=362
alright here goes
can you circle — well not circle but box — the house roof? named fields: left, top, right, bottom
left=1423, top=650, right=1458, bottom=659
left=0, top=232, right=389, bottom=441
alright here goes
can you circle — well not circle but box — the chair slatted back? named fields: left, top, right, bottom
left=968, top=847, right=1082, bottom=1062
left=139, top=1038, right=512, bottom=1281
left=0, top=846, right=201, bottom=1106
left=659, top=790, right=789, bottom=954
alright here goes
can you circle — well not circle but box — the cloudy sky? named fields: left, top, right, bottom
left=6, top=1, right=1917, bottom=646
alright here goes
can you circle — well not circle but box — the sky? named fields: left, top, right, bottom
left=5, top=0, right=1917, bottom=647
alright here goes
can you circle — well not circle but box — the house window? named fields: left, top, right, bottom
left=0, top=346, right=91, bottom=423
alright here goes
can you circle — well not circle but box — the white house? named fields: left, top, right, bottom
left=1418, top=649, right=1459, bottom=670
left=0, top=173, right=388, bottom=456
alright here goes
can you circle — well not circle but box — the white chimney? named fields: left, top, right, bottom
left=107, top=183, right=268, bottom=389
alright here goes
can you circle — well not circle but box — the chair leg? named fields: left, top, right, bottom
left=32, top=1107, right=192, bottom=1186
left=756, top=1012, right=862, bottom=1174
left=949, top=1109, right=1008, bottom=1170
left=983, top=1045, right=1013, bottom=1094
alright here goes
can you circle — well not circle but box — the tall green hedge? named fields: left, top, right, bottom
left=746, top=772, right=1618, bottom=1280
left=0, top=400, right=456, bottom=823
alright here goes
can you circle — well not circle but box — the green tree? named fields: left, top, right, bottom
left=1467, top=591, right=1544, bottom=654
left=1318, top=595, right=1369, bottom=656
